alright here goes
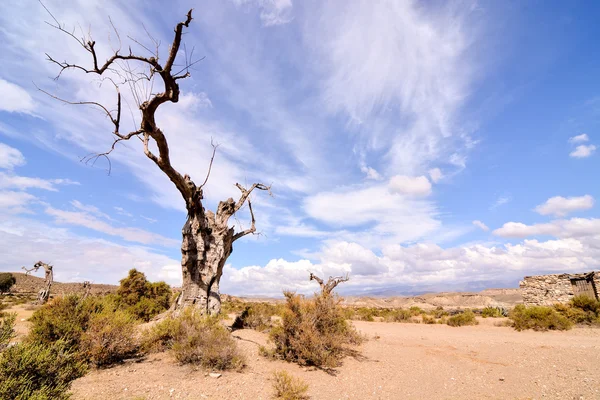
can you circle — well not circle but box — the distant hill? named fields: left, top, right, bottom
left=6, top=272, right=118, bottom=296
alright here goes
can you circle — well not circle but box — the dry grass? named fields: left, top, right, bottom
left=142, top=309, right=245, bottom=371
left=272, top=370, right=309, bottom=400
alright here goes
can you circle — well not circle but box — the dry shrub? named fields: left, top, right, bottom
left=446, top=310, right=479, bottom=327
left=232, top=302, right=284, bottom=332
left=481, top=306, right=505, bottom=318
left=268, top=291, right=363, bottom=368
left=431, top=306, right=448, bottom=318
left=272, top=370, right=309, bottom=400
left=421, top=314, right=436, bottom=324
left=28, top=295, right=139, bottom=366
left=0, top=273, right=16, bottom=294
left=0, top=340, right=87, bottom=400
left=0, top=313, right=16, bottom=351
left=143, top=309, right=245, bottom=371
left=79, top=310, right=139, bottom=367
left=509, top=304, right=572, bottom=331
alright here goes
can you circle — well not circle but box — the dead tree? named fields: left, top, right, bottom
left=22, top=261, right=54, bottom=305
left=41, top=8, right=269, bottom=315
left=309, top=272, right=349, bottom=296
left=82, top=281, right=92, bottom=300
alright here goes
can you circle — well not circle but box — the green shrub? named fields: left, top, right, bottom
left=431, top=306, right=448, bottom=318
left=0, top=273, right=16, bottom=294
left=79, top=310, right=139, bottom=367
left=272, top=370, right=309, bottom=400
left=384, top=308, right=416, bottom=323
left=268, top=291, right=363, bottom=368
left=570, top=295, right=600, bottom=314
left=481, top=306, right=504, bottom=318
left=509, top=304, right=572, bottom=331
left=447, top=310, right=479, bottom=327
left=0, top=313, right=16, bottom=351
left=143, top=309, right=245, bottom=371
left=117, top=269, right=171, bottom=321
left=0, top=340, right=87, bottom=400
left=28, top=295, right=139, bottom=366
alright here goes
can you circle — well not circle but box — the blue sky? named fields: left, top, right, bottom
left=1, top=0, right=599, bottom=296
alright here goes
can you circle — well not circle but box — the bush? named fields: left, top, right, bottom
left=232, top=302, right=283, bottom=332
left=421, top=315, right=436, bottom=324
left=28, top=295, right=139, bottom=366
left=447, top=310, right=479, bottom=327
left=268, top=291, right=363, bottom=368
left=117, top=269, right=171, bottom=321
left=0, top=340, right=87, bottom=400
left=570, top=295, right=600, bottom=314
left=272, top=370, right=309, bottom=400
left=79, top=310, right=139, bottom=367
left=0, top=313, right=16, bottom=351
left=143, top=309, right=245, bottom=371
left=383, top=308, right=418, bottom=323
left=0, top=273, right=16, bottom=293
left=481, top=306, right=504, bottom=318
left=430, top=306, right=448, bottom=318
left=509, top=304, right=572, bottom=331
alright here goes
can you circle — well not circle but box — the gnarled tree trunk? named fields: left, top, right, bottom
left=42, top=9, right=270, bottom=315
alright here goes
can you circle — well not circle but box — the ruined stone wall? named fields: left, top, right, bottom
left=520, top=272, right=599, bottom=306
left=520, top=274, right=574, bottom=306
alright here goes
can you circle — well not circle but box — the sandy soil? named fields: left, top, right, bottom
left=70, top=318, right=600, bottom=400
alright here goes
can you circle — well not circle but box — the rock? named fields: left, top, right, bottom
left=209, top=373, right=222, bottom=379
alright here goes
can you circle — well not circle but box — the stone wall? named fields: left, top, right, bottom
left=520, top=271, right=599, bottom=306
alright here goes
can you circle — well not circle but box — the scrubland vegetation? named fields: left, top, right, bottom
left=2, top=267, right=600, bottom=399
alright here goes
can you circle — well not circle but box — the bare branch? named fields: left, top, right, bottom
left=233, top=182, right=271, bottom=214
left=199, top=139, right=219, bottom=189
left=233, top=198, right=257, bottom=241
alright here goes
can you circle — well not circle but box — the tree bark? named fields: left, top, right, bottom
left=173, top=209, right=234, bottom=315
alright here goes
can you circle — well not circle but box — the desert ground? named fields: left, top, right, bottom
left=4, top=300, right=592, bottom=400
left=65, top=318, right=600, bottom=400
left=4, top=285, right=599, bottom=400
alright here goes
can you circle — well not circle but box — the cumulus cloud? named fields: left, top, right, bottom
left=493, top=217, right=600, bottom=239
left=472, top=220, right=489, bottom=231
left=568, top=134, right=589, bottom=143
left=534, top=195, right=594, bottom=217
left=222, top=236, right=599, bottom=296
left=570, top=144, right=596, bottom=158
left=388, top=175, right=432, bottom=197
left=0, top=79, right=35, bottom=113
left=428, top=168, right=443, bottom=183
left=0, top=143, right=26, bottom=169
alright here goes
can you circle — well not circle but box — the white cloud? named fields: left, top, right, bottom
left=45, top=205, right=179, bottom=247
left=0, top=143, right=26, bottom=169
left=0, top=216, right=180, bottom=285
left=472, top=220, right=489, bottom=231
left=0, top=191, right=38, bottom=214
left=0, top=79, right=35, bottom=114
left=493, top=217, right=600, bottom=239
left=308, top=1, right=478, bottom=176
left=304, top=184, right=440, bottom=246
left=568, top=134, right=589, bottom=143
left=388, top=175, right=432, bottom=197
left=0, top=172, right=79, bottom=192
left=428, top=168, right=443, bottom=183
left=233, top=0, right=294, bottom=26
left=534, top=195, right=594, bottom=217
left=222, top=236, right=599, bottom=296
left=490, top=195, right=511, bottom=210
left=570, top=144, right=596, bottom=158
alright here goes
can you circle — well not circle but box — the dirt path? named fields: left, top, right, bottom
left=70, top=319, right=600, bottom=400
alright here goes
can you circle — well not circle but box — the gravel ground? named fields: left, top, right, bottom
left=70, top=318, right=600, bottom=400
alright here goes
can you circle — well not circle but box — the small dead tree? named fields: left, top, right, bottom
left=41, top=8, right=270, bottom=315
left=309, top=273, right=349, bottom=297
left=22, top=261, right=54, bottom=305
left=82, top=281, right=92, bottom=300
